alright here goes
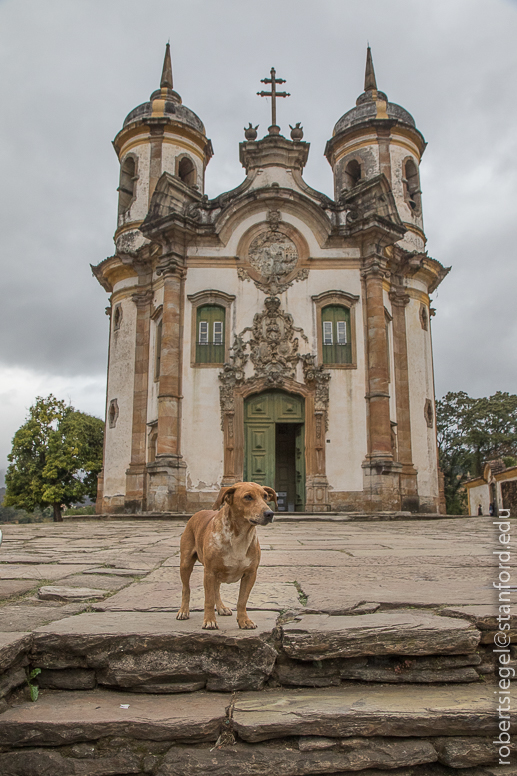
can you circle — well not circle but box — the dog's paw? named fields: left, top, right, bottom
left=217, top=606, right=233, bottom=616
left=237, top=618, right=257, bottom=630
left=176, top=610, right=190, bottom=620
left=202, top=620, right=219, bottom=630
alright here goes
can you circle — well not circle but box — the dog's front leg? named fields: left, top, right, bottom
left=202, top=570, right=218, bottom=630
left=236, top=569, right=258, bottom=629
left=215, top=580, right=233, bottom=616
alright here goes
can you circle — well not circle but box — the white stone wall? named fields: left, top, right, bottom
left=468, top=483, right=490, bottom=516
left=103, top=293, right=137, bottom=498
left=405, top=290, right=438, bottom=506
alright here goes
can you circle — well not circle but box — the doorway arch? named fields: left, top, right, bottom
left=244, top=391, right=305, bottom=512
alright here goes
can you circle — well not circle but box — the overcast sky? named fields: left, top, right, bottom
left=1, top=0, right=516, bottom=486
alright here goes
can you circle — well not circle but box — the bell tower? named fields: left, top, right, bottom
left=325, top=46, right=427, bottom=254
left=112, top=43, right=213, bottom=258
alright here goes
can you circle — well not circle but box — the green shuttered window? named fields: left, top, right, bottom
left=196, top=304, right=225, bottom=364
left=322, top=305, right=352, bottom=365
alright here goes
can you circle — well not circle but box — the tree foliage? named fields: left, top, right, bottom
left=4, top=395, right=104, bottom=521
left=436, top=391, right=517, bottom=515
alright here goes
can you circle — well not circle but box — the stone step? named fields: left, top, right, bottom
left=16, top=609, right=484, bottom=695
left=0, top=684, right=512, bottom=775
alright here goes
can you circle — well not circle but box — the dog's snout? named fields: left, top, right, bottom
left=264, top=510, right=274, bottom=523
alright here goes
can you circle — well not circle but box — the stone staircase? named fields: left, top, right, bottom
left=0, top=606, right=513, bottom=775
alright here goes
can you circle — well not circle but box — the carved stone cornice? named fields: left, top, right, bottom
left=131, top=289, right=153, bottom=308
left=389, top=288, right=410, bottom=307
left=361, top=256, right=390, bottom=280
left=156, top=253, right=185, bottom=278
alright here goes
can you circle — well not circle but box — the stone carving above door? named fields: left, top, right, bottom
left=237, top=211, right=310, bottom=295
left=219, top=296, right=329, bottom=422
left=248, top=231, right=298, bottom=279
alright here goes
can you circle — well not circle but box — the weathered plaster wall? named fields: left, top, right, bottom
left=103, top=295, right=137, bottom=501
left=405, top=290, right=438, bottom=509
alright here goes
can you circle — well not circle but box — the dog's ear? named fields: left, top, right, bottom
left=263, top=487, right=278, bottom=510
left=212, top=485, right=239, bottom=509
left=223, top=485, right=238, bottom=506
left=212, top=486, right=231, bottom=510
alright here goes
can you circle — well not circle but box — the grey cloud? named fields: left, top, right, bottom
left=0, top=0, right=515, bottom=408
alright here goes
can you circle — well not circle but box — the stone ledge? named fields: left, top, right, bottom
left=232, top=684, right=511, bottom=742
left=0, top=689, right=228, bottom=747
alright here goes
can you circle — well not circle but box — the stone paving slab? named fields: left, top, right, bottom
left=0, top=604, right=85, bottom=633
left=0, top=517, right=502, bottom=636
left=232, top=684, right=510, bottom=742
left=282, top=612, right=480, bottom=659
left=0, top=688, right=228, bottom=746
left=94, top=580, right=300, bottom=612
left=0, top=564, right=93, bottom=580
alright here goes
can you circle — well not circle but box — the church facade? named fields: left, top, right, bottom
left=93, top=46, right=449, bottom=515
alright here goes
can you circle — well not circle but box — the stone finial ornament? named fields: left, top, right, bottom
left=290, top=122, right=304, bottom=140
left=244, top=123, right=259, bottom=141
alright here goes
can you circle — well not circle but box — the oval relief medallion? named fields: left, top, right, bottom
left=248, top=231, right=298, bottom=279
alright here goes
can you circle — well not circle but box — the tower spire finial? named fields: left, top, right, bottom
left=364, top=45, right=377, bottom=92
left=160, top=42, right=173, bottom=90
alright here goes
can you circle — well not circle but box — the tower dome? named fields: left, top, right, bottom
left=112, top=44, right=213, bottom=254
left=122, top=45, right=206, bottom=134
left=325, top=47, right=426, bottom=251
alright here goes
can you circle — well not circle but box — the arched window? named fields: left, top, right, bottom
left=177, top=156, right=196, bottom=187
left=196, top=305, right=225, bottom=364
left=344, top=159, right=362, bottom=189
left=403, top=158, right=421, bottom=213
left=118, top=156, right=137, bottom=214
left=321, top=305, right=352, bottom=365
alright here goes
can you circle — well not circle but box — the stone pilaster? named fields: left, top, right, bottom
left=390, top=287, right=419, bottom=512
left=146, top=252, right=187, bottom=512
left=125, top=288, right=153, bottom=513
left=362, top=256, right=401, bottom=511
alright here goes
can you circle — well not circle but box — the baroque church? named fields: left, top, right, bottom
left=92, top=45, right=449, bottom=515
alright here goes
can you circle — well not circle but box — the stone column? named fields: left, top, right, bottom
left=361, top=257, right=401, bottom=511
left=363, top=258, right=393, bottom=463
left=146, top=252, right=187, bottom=512
left=125, top=288, right=153, bottom=513
left=390, top=287, right=419, bottom=511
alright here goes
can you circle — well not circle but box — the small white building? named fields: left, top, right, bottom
left=92, top=46, right=448, bottom=515
left=465, top=460, right=517, bottom=517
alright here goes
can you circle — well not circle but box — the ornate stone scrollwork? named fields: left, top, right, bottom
left=300, top=354, right=331, bottom=431
left=218, top=296, right=330, bottom=425
left=248, top=296, right=307, bottom=383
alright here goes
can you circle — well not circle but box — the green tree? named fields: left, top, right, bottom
left=4, top=395, right=104, bottom=522
left=436, top=391, right=517, bottom=515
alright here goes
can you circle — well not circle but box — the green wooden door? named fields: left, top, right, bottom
left=244, top=391, right=305, bottom=509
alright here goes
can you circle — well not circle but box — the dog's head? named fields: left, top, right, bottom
left=215, top=482, right=277, bottom=526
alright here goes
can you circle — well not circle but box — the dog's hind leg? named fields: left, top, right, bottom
left=215, top=581, right=233, bottom=616
left=176, top=551, right=196, bottom=621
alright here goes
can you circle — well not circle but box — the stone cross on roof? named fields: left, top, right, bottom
left=257, top=67, right=290, bottom=135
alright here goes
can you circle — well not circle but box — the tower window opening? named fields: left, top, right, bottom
left=403, top=158, right=421, bottom=213
left=177, top=156, right=197, bottom=187
left=118, top=156, right=137, bottom=214
left=113, top=304, right=122, bottom=331
left=344, top=159, right=362, bottom=189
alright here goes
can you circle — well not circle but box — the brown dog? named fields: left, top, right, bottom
left=176, top=482, right=277, bottom=630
